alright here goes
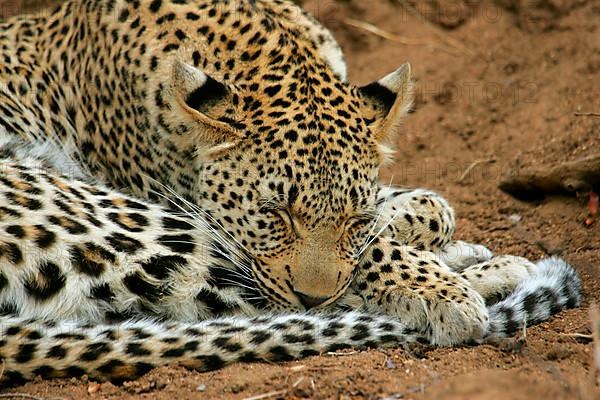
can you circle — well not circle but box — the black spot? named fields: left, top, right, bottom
left=26, top=330, right=42, bottom=340
left=162, top=216, right=194, bottom=231
left=175, top=29, right=187, bottom=40
left=133, top=362, right=154, bottom=376
left=207, top=264, right=254, bottom=294
left=372, top=248, right=384, bottom=262
left=96, top=359, right=125, bottom=375
left=163, top=43, right=180, bottom=52
left=6, top=225, right=25, bottom=238
left=65, top=366, right=86, bottom=377
left=268, top=346, right=294, bottom=362
left=126, top=342, right=152, bottom=356
left=283, top=334, right=315, bottom=345
left=199, top=354, right=225, bottom=370
left=149, top=0, right=162, bottom=12
left=34, top=225, right=56, bottom=248
left=6, top=192, right=42, bottom=210
left=249, top=330, right=271, bottom=345
left=118, top=8, right=129, bottom=22
left=106, top=232, right=144, bottom=253
left=141, top=254, right=187, bottom=280
left=350, top=323, right=371, bottom=341
left=81, top=342, right=112, bottom=362
left=380, top=264, right=393, bottom=273
left=32, top=365, right=55, bottom=377
left=238, top=351, right=259, bottom=362
left=23, top=261, right=66, bottom=301
left=70, top=243, right=115, bottom=277
left=264, top=84, right=282, bottom=96
left=196, top=287, right=235, bottom=315
left=89, top=283, right=115, bottom=301
left=429, top=219, right=440, bottom=232
left=0, top=272, right=7, bottom=292
left=124, top=271, right=160, bottom=301
left=326, top=342, right=351, bottom=352
left=157, top=233, right=195, bottom=253
left=212, top=337, right=242, bottom=352
left=15, top=343, right=37, bottom=363
left=125, top=199, right=149, bottom=210
left=108, top=212, right=149, bottom=232
left=6, top=325, right=21, bottom=335
left=366, top=271, right=380, bottom=282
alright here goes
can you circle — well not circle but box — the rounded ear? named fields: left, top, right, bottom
left=170, top=60, right=242, bottom=152
left=359, top=62, right=413, bottom=142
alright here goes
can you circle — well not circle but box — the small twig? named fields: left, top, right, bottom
left=243, top=390, right=288, bottom=400
left=458, top=158, right=496, bottom=183
left=326, top=350, right=359, bottom=356
left=342, top=18, right=467, bottom=57
left=574, top=112, right=600, bottom=117
left=292, top=377, right=304, bottom=388
left=559, top=332, right=593, bottom=340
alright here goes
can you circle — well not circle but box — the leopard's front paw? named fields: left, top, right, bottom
left=351, top=237, right=489, bottom=345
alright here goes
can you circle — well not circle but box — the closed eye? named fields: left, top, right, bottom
left=344, top=215, right=373, bottom=231
left=260, top=204, right=300, bottom=238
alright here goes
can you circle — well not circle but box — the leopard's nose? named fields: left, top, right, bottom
left=294, top=291, right=329, bottom=309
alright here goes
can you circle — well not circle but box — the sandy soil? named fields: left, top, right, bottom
left=1, top=0, right=599, bottom=398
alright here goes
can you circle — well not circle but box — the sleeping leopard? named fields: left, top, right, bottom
left=0, top=0, right=581, bottom=384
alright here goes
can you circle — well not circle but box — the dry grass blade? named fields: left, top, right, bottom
left=559, top=332, right=593, bottom=341
left=574, top=112, right=600, bottom=117
left=459, top=158, right=496, bottom=183
left=326, top=350, right=359, bottom=356
left=342, top=18, right=467, bottom=57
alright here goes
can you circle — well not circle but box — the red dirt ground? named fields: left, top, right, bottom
left=1, top=0, right=599, bottom=398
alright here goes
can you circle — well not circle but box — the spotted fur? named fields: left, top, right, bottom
left=0, top=0, right=582, bottom=384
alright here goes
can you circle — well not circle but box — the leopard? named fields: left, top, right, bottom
left=0, top=0, right=582, bottom=385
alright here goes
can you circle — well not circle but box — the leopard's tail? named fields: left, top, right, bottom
left=485, top=257, right=582, bottom=338
left=0, top=258, right=582, bottom=385
left=0, top=311, right=421, bottom=385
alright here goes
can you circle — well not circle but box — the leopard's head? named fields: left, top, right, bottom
left=166, top=58, right=412, bottom=311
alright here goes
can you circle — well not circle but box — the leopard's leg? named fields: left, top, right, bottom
left=373, top=186, right=492, bottom=270
left=353, top=185, right=500, bottom=343
left=373, top=186, right=568, bottom=305
left=372, top=185, right=538, bottom=300
left=345, top=236, right=489, bottom=345
left=348, top=186, right=581, bottom=343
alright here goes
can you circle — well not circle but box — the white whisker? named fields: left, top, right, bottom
left=143, top=180, right=254, bottom=265
left=357, top=178, right=394, bottom=256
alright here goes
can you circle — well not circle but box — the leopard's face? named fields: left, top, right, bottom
left=197, top=126, right=381, bottom=311
left=170, top=61, right=413, bottom=311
